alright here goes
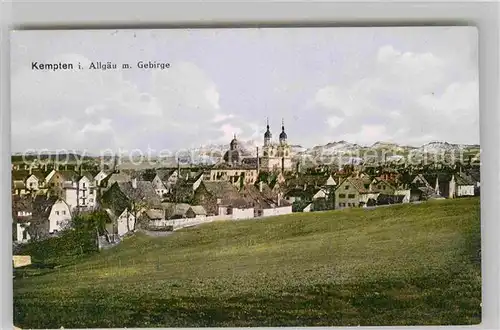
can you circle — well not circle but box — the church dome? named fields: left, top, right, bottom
left=264, top=129, right=272, bottom=139
left=223, top=149, right=240, bottom=163
left=279, top=119, right=287, bottom=141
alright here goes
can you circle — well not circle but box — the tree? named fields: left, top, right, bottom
left=71, top=210, right=108, bottom=235
left=127, top=198, right=148, bottom=232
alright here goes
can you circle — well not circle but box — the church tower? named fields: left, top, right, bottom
left=261, top=118, right=292, bottom=173
left=264, top=118, right=272, bottom=146
left=279, top=118, right=287, bottom=145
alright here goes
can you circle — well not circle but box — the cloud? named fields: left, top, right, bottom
left=326, top=116, right=344, bottom=128
left=212, top=113, right=235, bottom=123
left=11, top=54, right=223, bottom=152
left=11, top=28, right=478, bottom=152
left=313, top=44, right=479, bottom=145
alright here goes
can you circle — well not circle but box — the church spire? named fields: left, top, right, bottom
left=264, top=117, right=272, bottom=144
left=279, top=117, right=287, bottom=144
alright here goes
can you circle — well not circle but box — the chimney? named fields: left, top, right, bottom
left=132, top=177, right=137, bottom=189
left=259, top=181, right=263, bottom=193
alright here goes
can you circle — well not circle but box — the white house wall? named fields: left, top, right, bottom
left=116, top=209, right=136, bottom=237
left=15, top=223, right=31, bottom=243
left=395, top=189, right=411, bottom=203
left=48, top=201, right=72, bottom=233
left=232, top=207, right=255, bottom=220
left=457, top=185, right=475, bottom=197
left=25, top=176, right=39, bottom=191
left=262, top=206, right=293, bottom=217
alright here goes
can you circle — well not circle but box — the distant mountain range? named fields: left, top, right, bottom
left=12, top=141, right=480, bottom=166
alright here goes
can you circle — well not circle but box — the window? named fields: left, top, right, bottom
left=348, top=194, right=355, bottom=198
left=62, top=211, right=66, bottom=215
left=347, top=203, right=351, bottom=207
left=377, top=185, right=381, bottom=190
left=339, top=194, right=346, bottom=198
left=55, top=211, right=59, bottom=215
left=345, top=185, right=349, bottom=190
left=90, top=189, right=94, bottom=195
left=82, top=191, right=86, bottom=197
left=30, top=182, right=34, bottom=187
left=83, top=182, right=86, bottom=188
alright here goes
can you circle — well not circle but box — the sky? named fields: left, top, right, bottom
left=10, top=27, right=479, bottom=154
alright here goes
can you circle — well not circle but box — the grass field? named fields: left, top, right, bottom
left=14, top=197, right=481, bottom=328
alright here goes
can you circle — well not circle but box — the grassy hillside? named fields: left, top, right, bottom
left=14, top=198, right=481, bottom=328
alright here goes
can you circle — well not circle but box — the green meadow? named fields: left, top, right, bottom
left=14, top=197, right=481, bottom=328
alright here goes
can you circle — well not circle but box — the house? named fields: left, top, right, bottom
left=46, top=170, right=79, bottom=197
left=193, top=181, right=254, bottom=218
left=334, top=177, right=373, bottom=209
left=101, top=179, right=162, bottom=236
left=11, top=169, right=47, bottom=195
left=162, top=203, right=192, bottom=219
left=63, top=173, right=97, bottom=211
left=369, top=178, right=396, bottom=195
left=143, top=208, right=167, bottom=228
left=466, top=168, right=480, bottom=190
left=103, top=206, right=136, bottom=237
left=406, top=174, right=439, bottom=201
left=99, top=172, right=132, bottom=189
left=12, top=180, right=27, bottom=196
left=203, top=162, right=258, bottom=187
left=44, top=169, right=57, bottom=186
left=46, top=199, right=72, bottom=233
left=187, top=205, right=207, bottom=218
left=424, top=173, right=456, bottom=198
left=240, top=183, right=293, bottom=217
left=284, top=186, right=327, bottom=204
left=376, top=167, right=400, bottom=183
left=12, top=195, right=34, bottom=243
left=151, top=172, right=169, bottom=197
left=376, top=194, right=406, bottom=206
left=286, top=173, right=336, bottom=191
left=94, top=170, right=110, bottom=187
left=134, top=169, right=171, bottom=197
left=454, top=172, right=475, bottom=197
left=156, top=168, right=180, bottom=192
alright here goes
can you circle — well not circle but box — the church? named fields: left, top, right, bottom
left=260, top=119, right=293, bottom=173
left=221, top=118, right=293, bottom=174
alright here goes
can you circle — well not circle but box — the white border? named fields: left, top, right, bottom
left=2, top=1, right=499, bottom=330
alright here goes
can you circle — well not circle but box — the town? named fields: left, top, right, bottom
left=11, top=120, right=480, bottom=248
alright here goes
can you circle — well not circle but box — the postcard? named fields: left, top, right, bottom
left=11, top=27, right=480, bottom=328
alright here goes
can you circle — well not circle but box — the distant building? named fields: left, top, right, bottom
left=260, top=118, right=293, bottom=173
